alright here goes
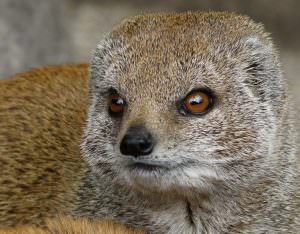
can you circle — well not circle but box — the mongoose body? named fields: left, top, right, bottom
left=0, top=65, right=88, bottom=226
left=0, top=65, right=143, bottom=233
left=0, top=217, right=142, bottom=234
left=0, top=12, right=299, bottom=234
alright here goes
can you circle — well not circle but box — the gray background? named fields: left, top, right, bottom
left=0, top=0, right=299, bottom=124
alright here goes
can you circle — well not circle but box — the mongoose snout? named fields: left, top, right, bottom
left=120, top=125, right=155, bottom=157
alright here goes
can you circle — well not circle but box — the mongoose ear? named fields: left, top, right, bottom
left=241, top=36, right=285, bottom=115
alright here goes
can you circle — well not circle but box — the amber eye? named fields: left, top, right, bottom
left=179, top=89, right=214, bottom=116
left=108, top=94, right=126, bottom=116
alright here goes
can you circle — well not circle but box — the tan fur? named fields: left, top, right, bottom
left=0, top=216, right=144, bottom=234
left=0, top=64, right=143, bottom=233
left=0, top=64, right=87, bottom=226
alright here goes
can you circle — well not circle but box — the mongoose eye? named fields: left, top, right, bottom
left=108, top=94, right=126, bottom=117
left=179, top=88, right=214, bottom=116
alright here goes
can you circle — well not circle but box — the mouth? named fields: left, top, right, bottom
left=128, top=162, right=163, bottom=171
left=126, top=160, right=169, bottom=172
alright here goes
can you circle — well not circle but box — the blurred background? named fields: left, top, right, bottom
left=0, top=0, right=299, bottom=115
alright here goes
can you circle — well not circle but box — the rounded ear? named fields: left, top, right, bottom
left=241, top=36, right=286, bottom=116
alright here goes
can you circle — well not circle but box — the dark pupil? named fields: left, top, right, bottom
left=112, top=98, right=124, bottom=105
left=190, top=96, right=202, bottom=105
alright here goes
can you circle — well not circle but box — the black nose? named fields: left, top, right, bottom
left=120, top=125, right=154, bottom=157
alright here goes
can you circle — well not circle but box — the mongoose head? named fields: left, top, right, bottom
left=83, top=12, right=284, bottom=197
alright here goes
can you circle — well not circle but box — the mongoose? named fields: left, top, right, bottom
left=1, top=11, right=299, bottom=233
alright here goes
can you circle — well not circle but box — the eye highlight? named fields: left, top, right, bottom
left=108, top=93, right=126, bottom=117
left=178, top=88, right=214, bottom=116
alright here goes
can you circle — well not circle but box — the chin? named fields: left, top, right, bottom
left=117, top=162, right=221, bottom=197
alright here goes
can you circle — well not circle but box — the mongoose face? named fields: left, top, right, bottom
left=83, top=12, right=283, bottom=197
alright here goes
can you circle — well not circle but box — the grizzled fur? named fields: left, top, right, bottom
left=78, top=12, right=299, bottom=233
